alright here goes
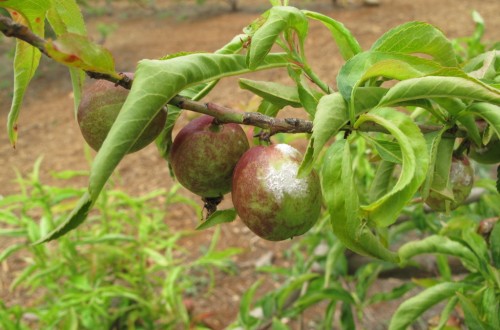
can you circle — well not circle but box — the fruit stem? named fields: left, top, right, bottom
left=208, top=118, right=223, bottom=132
left=202, top=196, right=223, bottom=219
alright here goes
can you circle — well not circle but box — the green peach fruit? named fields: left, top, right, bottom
left=425, top=156, right=474, bottom=212
left=77, top=73, right=166, bottom=153
left=469, top=139, right=500, bottom=164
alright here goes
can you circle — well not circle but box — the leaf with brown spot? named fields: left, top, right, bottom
left=1, top=0, right=51, bottom=147
left=46, top=33, right=118, bottom=77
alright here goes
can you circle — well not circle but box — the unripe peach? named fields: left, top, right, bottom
left=77, top=73, right=166, bottom=153
left=425, top=156, right=474, bottom=212
left=469, top=139, right=500, bottom=164
left=232, top=144, right=321, bottom=241
left=170, top=115, right=250, bottom=198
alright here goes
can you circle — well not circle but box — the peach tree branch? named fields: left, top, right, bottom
left=0, top=15, right=49, bottom=56
left=0, top=14, right=465, bottom=138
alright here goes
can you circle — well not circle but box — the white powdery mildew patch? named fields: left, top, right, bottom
left=275, top=143, right=301, bottom=158
left=263, top=161, right=309, bottom=203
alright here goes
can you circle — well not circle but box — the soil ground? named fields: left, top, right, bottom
left=0, top=0, right=499, bottom=329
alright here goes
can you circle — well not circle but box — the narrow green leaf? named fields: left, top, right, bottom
left=7, top=39, right=41, bottom=146
left=457, top=292, right=494, bottom=330
left=461, top=225, right=490, bottom=270
left=337, top=51, right=443, bottom=103
left=398, top=235, right=479, bottom=269
left=239, top=78, right=302, bottom=108
left=355, top=263, right=383, bottom=301
left=181, top=33, right=248, bottom=100
left=215, top=33, right=248, bottom=55
left=46, top=0, right=87, bottom=114
left=302, top=10, right=361, bottom=60
left=371, top=21, right=457, bottom=67
left=2, top=2, right=51, bottom=146
left=239, top=279, right=263, bottom=326
left=490, top=221, right=500, bottom=268
left=0, top=228, right=27, bottom=237
left=74, top=234, right=136, bottom=245
left=351, top=87, right=388, bottom=114
left=368, top=283, right=415, bottom=305
left=432, top=98, right=482, bottom=145
left=355, top=108, right=429, bottom=227
left=299, top=93, right=348, bottom=177
left=47, top=0, right=86, bottom=34
left=340, top=302, right=355, bottom=330
left=296, top=75, right=322, bottom=119
left=99, top=286, right=153, bottom=307
left=257, top=99, right=282, bottom=117
left=34, top=192, right=92, bottom=243
left=143, top=248, right=169, bottom=267
left=420, top=129, right=447, bottom=199
left=277, top=273, right=319, bottom=311
left=468, top=103, right=500, bottom=140
left=388, top=282, right=467, bottom=330
left=362, top=135, right=402, bottom=163
left=196, top=209, right=237, bottom=230
left=459, top=114, right=483, bottom=146
left=435, top=255, right=452, bottom=281
left=324, top=239, right=346, bottom=286
left=463, top=50, right=499, bottom=77
left=482, top=287, right=500, bottom=329
left=50, top=170, right=89, bottom=179
left=321, top=139, right=399, bottom=262
left=46, top=33, right=118, bottom=76
left=368, top=160, right=395, bottom=202
left=10, top=264, right=37, bottom=290
left=378, top=76, right=500, bottom=107
left=0, top=243, right=25, bottom=262
left=360, top=58, right=443, bottom=83
left=247, top=6, right=308, bottom=69
left=426, top=137, right=455, bottom=201
left=293, top=287, right=355, bottom=311
left=435, top=296, right=459, bottom=330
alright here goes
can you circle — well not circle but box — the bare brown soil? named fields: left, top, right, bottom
left=0, top=0, right=499, bottom=328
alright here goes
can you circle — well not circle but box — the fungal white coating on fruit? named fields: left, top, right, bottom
left=263, top=159, right=309, bottom=203
left=275, top=143, right=301, bottom=158
left=451, top=160, right=473, bottom=186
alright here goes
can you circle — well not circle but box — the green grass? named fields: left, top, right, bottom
left=0, top=157, right=241, bottom=329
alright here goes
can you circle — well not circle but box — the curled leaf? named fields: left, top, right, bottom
left=356, top=108, right=429, bottom=227
left=321, top=139, right=399, bottom=262
left=247, top=6, right=308, bottom=69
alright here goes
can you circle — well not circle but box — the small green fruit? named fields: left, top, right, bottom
left=170, top=115, right=250, bottom=198
left=232, top=144, right=322, bottom=241
left=469, top=139, right=500, bottom=164
left=77, top=73, right=166, bottom=153
left=425, top=156, right=474, bottom=212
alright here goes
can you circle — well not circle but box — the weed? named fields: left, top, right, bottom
left=0, top=158, right=240, bottom=329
